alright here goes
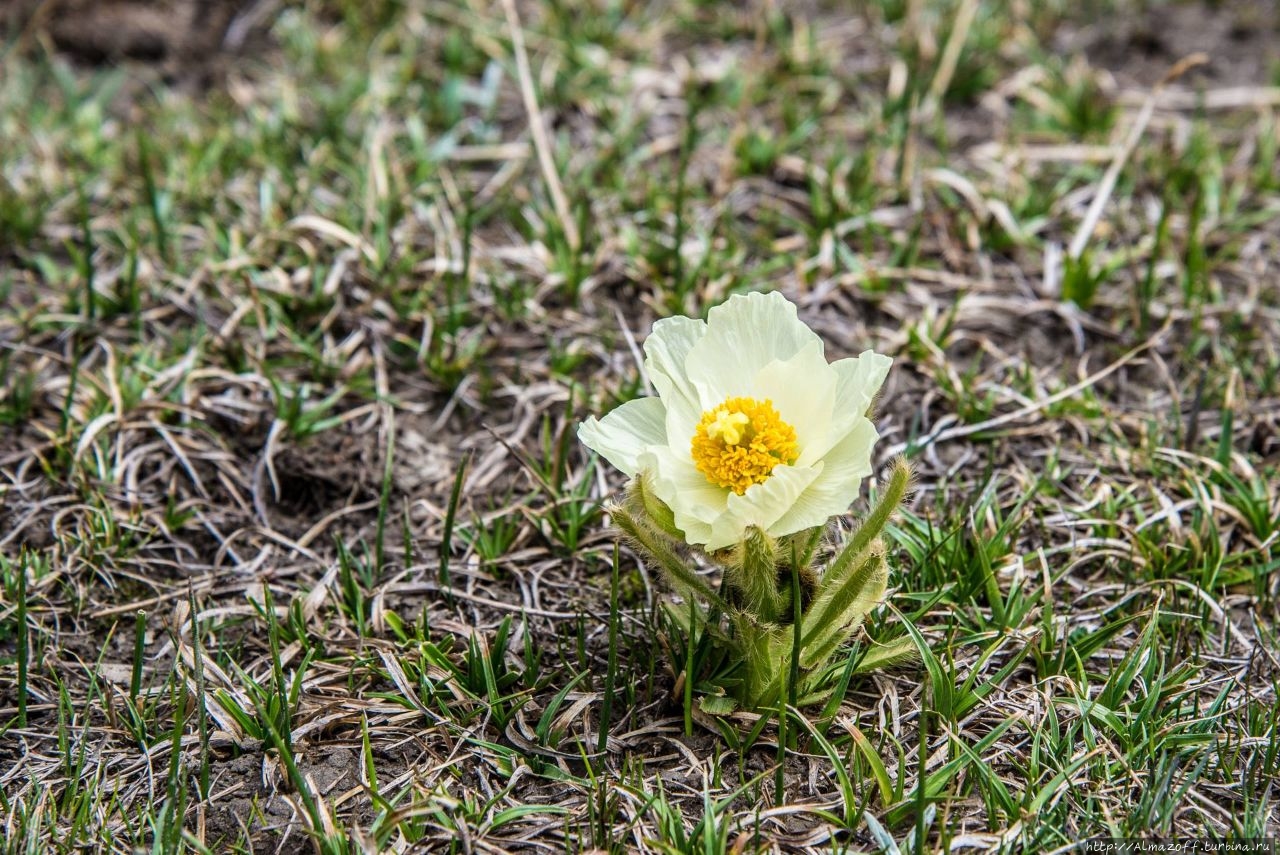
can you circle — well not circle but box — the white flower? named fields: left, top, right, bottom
left=579, top=291, right=891, bottom=551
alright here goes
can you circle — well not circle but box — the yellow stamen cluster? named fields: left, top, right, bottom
left=691, top=397, right=798, bottom=495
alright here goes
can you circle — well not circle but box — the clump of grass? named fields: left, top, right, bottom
left=0, top=0, right=1277, bottom=850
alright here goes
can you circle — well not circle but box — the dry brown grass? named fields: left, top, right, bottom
left=1, top=0, right=1278, bottom=851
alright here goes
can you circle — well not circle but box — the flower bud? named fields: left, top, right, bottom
left=726, top=526, right=787, bottom=623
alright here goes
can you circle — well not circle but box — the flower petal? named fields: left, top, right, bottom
left=707, top=463, right=824, bottom=550
left=829, top=351, right=892, bottom=437
left=751, top=339, right=837, bottom=467
left=767, top=417, right=879, bottom=536
left=640, top=446, right=727, bottom=547
left=643, top=314, right=706, bottom=444
left=578, top=396, right=668, bottom=478
left=685, top=291, right=823, bottom=409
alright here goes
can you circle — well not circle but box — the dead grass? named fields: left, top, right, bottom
left=1, top=0, right=1278, bottom=852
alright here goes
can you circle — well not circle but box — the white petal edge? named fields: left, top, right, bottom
left=685, top=291, right=823, bottom=411
left=750, top=339, right=837, bottom=468
left=642, top=315, right=706, bottom=444
left=577, top=396, right=668, bottom=478
left=707, top=463, right=824, bottom=550
left=828, top=351, right=892, bottom=440
left=768, top=417, right=879, bottom=536
left=640, top=446, right=728, bottom=547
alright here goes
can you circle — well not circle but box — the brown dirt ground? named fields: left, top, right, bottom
left=2, top=0, right=1278, bottom=851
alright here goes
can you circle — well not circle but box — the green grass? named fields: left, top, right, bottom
left=1, top=0, right=1278, bottom=851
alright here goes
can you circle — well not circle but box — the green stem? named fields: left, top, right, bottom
left=613, top=506, right=728, bottom=611
left=598, top=544, right=620, bottom=755
left=774, top=546, right=800, bottom=801
left=129, top=609, right=146, bottom=703
left=730, top=527, right=786, bottom=623
left=684, top=598, right=696, bottom=736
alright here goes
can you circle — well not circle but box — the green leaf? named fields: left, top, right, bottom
left=800, top=545, right=888, bottom=671
left=827, top=458, right=910, bottom=582
left=698, top=694, right=737, bottom=716
left=853, top=635, right=918, bottom=673
left=886, top=602, right=953, bottom=721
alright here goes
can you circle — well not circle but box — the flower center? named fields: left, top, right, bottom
left=691, top=397, right=798, bottom=495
